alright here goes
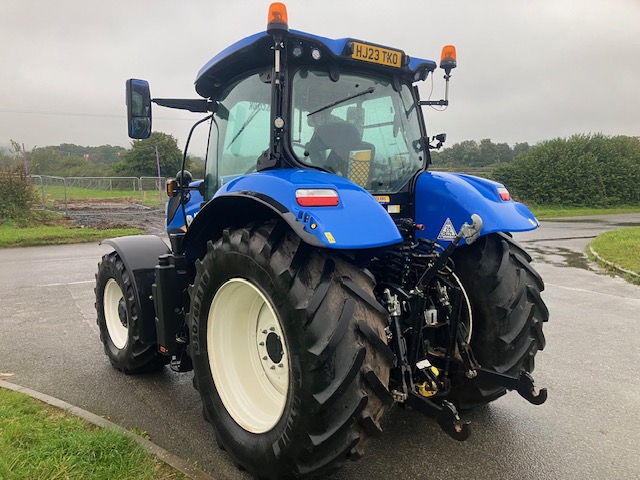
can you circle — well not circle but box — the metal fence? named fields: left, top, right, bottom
left=27, top=170, right=491, bottom=217
left=29, top=175, right=168, bottom=215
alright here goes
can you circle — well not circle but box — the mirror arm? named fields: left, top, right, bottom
left=152, top=98, right=216, bottom=113
left=420, top=99, right=448, bottom=107
left=419, top=68, right=453, bottom=107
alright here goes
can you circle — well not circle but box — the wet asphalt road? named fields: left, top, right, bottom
left=1, top=214, right=639, bottom=480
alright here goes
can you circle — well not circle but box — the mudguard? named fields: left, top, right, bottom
left=183, top=169, right=402, bottom=259
left=101, top=235, right=170, bottom=345
left=414, top=172, right=539, bottom=245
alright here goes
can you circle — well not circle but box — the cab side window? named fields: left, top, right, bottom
left=205, top=73, right=271, bottom=198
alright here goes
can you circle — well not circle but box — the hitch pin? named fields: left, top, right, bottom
left=458, top=214, right=483, bottom=245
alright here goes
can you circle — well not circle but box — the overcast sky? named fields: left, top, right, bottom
left=1, top=0, right=639, bottom=155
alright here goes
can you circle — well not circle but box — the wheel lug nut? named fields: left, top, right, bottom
left=269, top=327, right=275, bottom=332
left=278, top=364, right=283, bottom=368
left=259, top=342, right=265, bottom=346
left=262, top=330, right=267, bottom=334
left=270, top=366, right=276, bottom=370
left=262, top=356, right=268, bottom=360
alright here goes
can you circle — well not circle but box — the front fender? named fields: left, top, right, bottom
left=184, top=169, right=402, bottom=258
left=166, top=180, right=204, bottom=234
left=414, top=172, right=539, bottom=244
left=101, top=235, right=170, bottom=345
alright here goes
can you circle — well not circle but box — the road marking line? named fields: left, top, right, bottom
left=37, top=280, right=94, bottom=287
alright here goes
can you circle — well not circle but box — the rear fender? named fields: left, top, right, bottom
left=101, top=235, right=170, bottom=345
left=183, top=169, right=402, bottom=261
left=414, top=172, right=539, bottom=245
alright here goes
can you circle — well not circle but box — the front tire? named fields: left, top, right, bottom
left=95, top=252, right=168, bottom=374
left=447, top=233, right=549, bottom=409
left=189, top=221, right=393, bottom=479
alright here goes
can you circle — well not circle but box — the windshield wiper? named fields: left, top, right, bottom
left=227, top=107, right=261, bottom=148
left=307, top=87, right=375, bottom=117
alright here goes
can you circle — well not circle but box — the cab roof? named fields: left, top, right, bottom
left=194, top=29, right=437, bottom=99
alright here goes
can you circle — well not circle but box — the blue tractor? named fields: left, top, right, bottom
left=95, top=4, right=548, bottom=478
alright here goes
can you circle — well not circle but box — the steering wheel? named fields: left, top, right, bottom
left=291, top=142, right=311, bottom=158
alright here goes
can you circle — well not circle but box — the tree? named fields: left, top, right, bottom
left=512, top=142, right=530, bottom=159
left=0, top=158, right=36, bottom=223
left=186, top=155, right=205, bottom=178
left=478, top=139, right=498, bottom=166
left=114, top=132, right=183, bottom=177
left=28, top=147, right=109, bottom=177
left=431, top=140, right=480, bottom=167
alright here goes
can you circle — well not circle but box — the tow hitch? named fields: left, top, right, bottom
left=475, top=369, right=548, bottom=405
left=406, top=393, right=471, bottom=441
left=403, top=367, right=546, bottom=441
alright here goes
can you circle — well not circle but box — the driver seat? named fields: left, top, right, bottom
left=307, top=121, right=375, bottom=186
left=327, top=142, right=375, bottom=187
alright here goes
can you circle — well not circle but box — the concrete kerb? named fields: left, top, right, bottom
left=589, top=246, right=640, bottom=280
left=0, top=379, right=215, bottom=480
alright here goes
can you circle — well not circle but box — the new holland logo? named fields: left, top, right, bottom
left=437, top=218, right=458, bottom=240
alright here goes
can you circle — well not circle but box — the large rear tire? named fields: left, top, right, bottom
left=95, top=252, right=168, bottom=374
left=447, top=233, right=548, bottom=409
left=188, top=221, right=393, bottom=479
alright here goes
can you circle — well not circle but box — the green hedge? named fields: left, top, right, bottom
left=0, top=165, right=36, bottom=222
left=493, top=134, right=640, bottom=207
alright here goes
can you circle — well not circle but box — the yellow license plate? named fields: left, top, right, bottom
left=351, top=42, right=403, bottom=68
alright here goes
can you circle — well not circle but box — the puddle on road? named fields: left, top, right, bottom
left=526, top=244, right=593, bottom=270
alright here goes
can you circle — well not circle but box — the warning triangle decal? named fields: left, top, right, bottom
left=437, top=218, right=458, bottom=240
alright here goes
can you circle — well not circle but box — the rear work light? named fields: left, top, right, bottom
left=497, top=186, right=511, bottom=201
left=295, top=189, right=339, bottom=207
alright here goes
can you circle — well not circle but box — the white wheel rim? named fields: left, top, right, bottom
left=207, top=278, right=289, bottom=433
left=103, top=278, right=128, bottom=350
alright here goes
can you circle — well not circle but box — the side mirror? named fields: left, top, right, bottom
left=126, top=79, right=152, bottom=139
left=176, top=169, right=193, bottom=186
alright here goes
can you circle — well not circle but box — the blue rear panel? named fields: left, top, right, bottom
left=414, top=172, right=539, bottom=245
left=214, top=169, right=402, bottom=249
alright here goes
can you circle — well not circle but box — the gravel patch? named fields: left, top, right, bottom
left=67, top=205, right=167, bottom=237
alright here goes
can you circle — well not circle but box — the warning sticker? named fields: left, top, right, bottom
left=324, top=232, right=336, bottom=244
left=437, top=218, right=458, bottom=240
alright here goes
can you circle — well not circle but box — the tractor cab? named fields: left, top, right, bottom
left=203, top=53, right=429, bottom=196
left=196, top=24, right=443, bottom=200
left=127, top=3, right=456, bottom=203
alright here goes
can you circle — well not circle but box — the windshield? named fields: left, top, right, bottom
left=291, top=69, right=425, bottom=193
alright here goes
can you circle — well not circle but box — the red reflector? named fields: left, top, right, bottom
left=296, top=189, right=339, bottom=207
left=497, top=187, right=511, bottom=201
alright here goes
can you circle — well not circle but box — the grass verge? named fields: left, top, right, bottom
left=0, top=211, right=141, bottom=248
left=0, top=388, right=187, bottom=480
left=530, top=205, right=640, bottom=219
left=587, top=227, right=640, bottom=285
